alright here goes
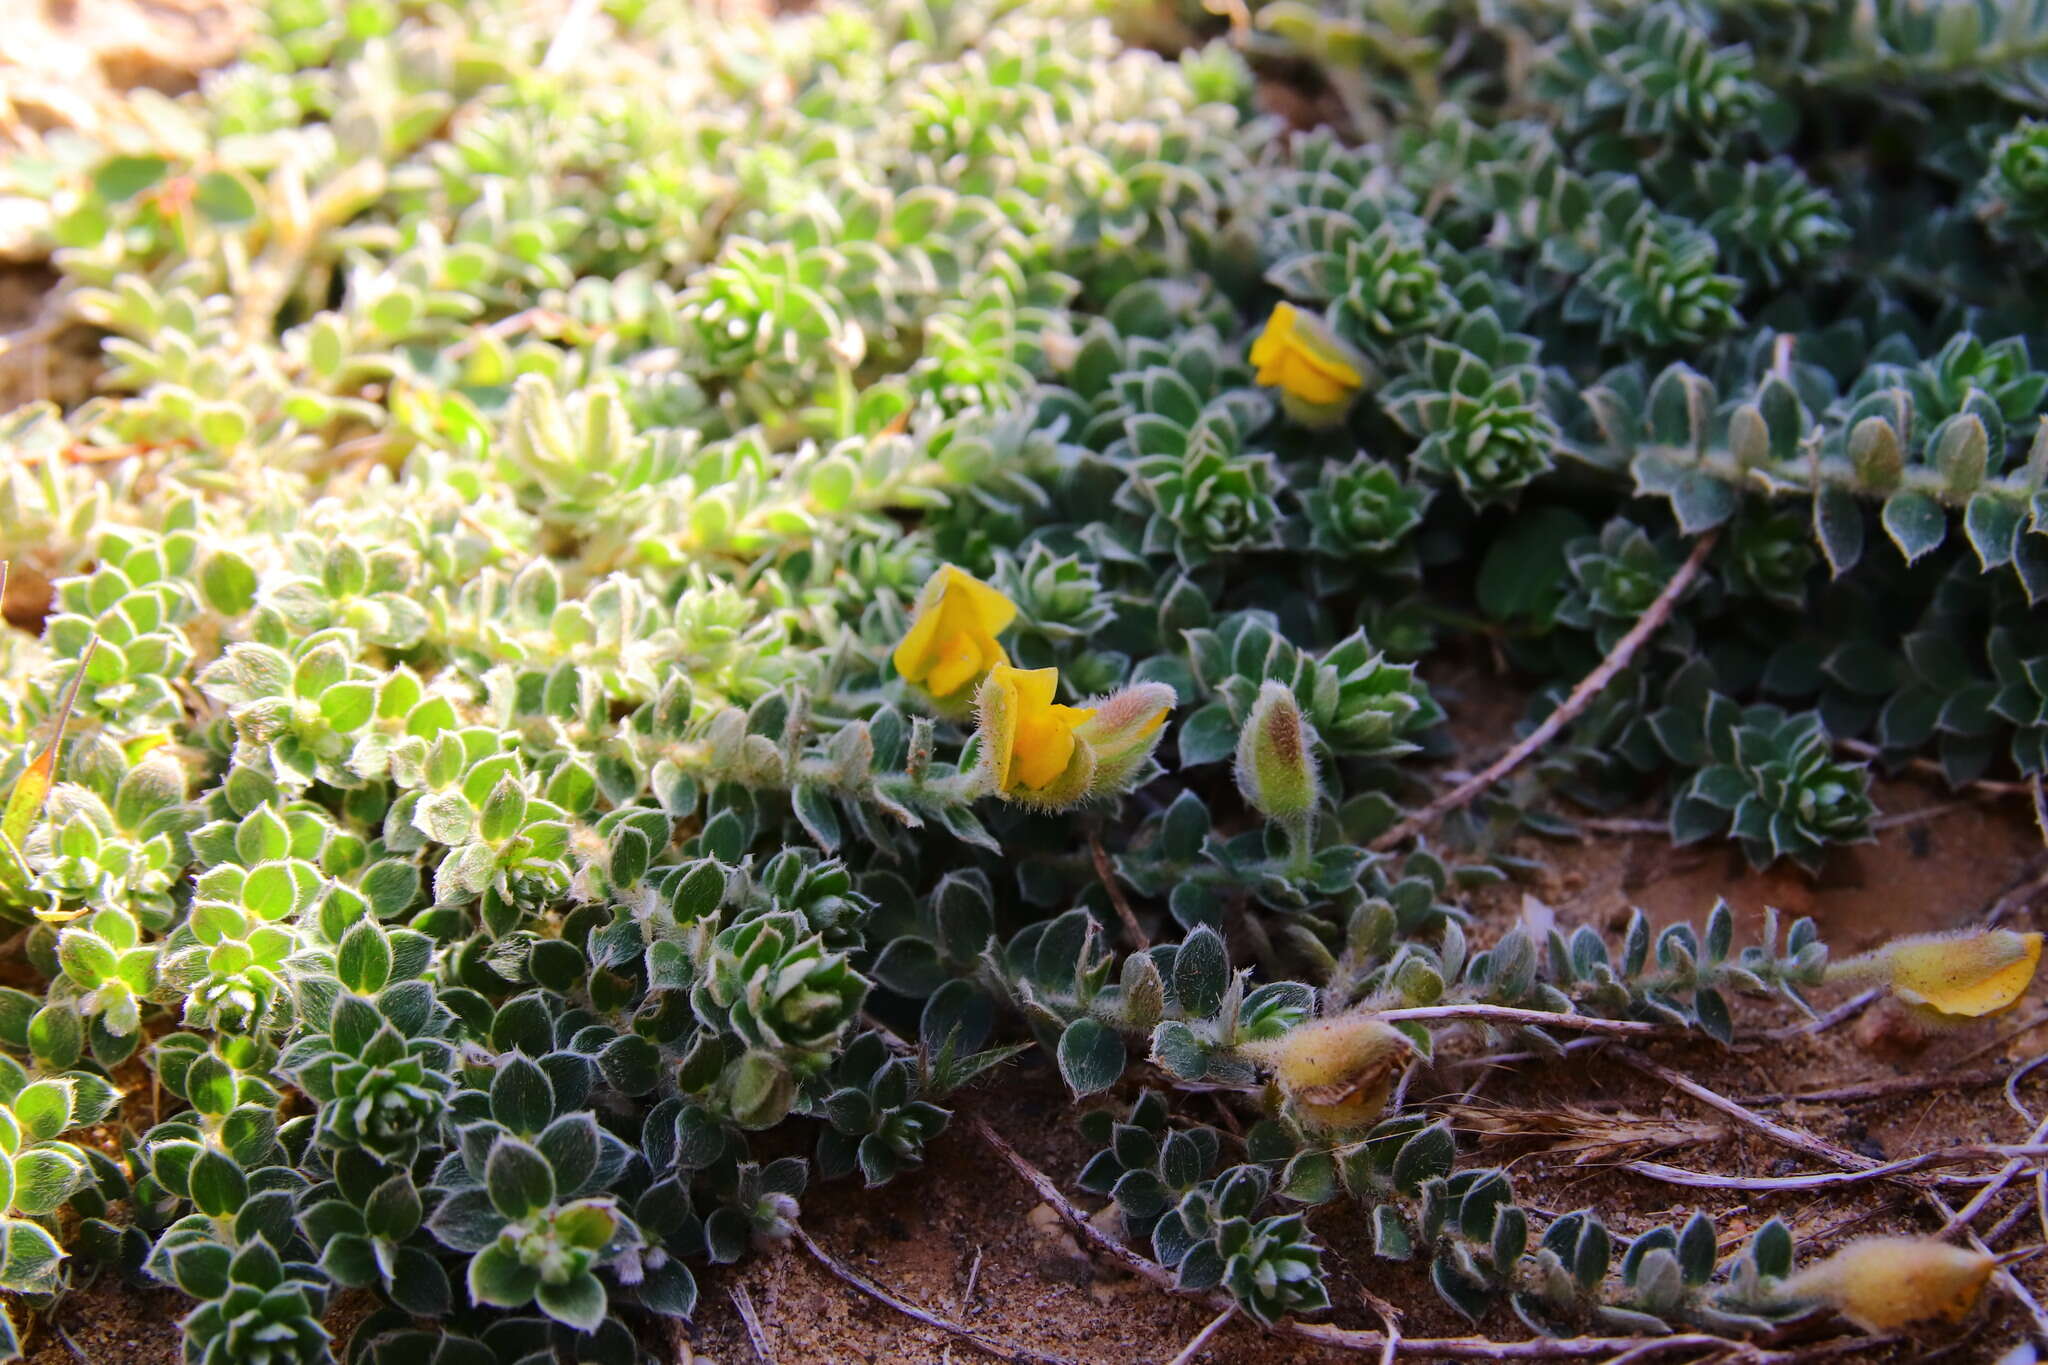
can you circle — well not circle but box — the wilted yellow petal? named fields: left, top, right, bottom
left=1877, top=929, right=2042, bottom=1019
left=1249, top=302, right=1363, bottom=409
left=1783, top=1237, right=1995, bottom=1331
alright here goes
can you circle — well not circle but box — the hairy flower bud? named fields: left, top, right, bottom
left=1846, top=415, right=1904, bottom=492
left=1780, top=1237, right=1995, bottom=1331
left=1234, top=681, right=1320, bottom=829
left=1074, top=680, right=1176, bottom=793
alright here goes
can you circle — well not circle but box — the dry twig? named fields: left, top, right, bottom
left=795, top=1227, right=1082, bottom=1365
left=1092, top=830, right=1150, bottom=951
left=1610, top=1047, right=1880, bottom=1175
left=729, top=1284, right=776, bottom=1364
left=1164, top=1307, right=1235, bottom=1365
left=1372, top=530, right=1719, bottom=851
left=1739, top=1067, right=2008, bottom=1107
left=970, top=1115, right=1877, bottom=1362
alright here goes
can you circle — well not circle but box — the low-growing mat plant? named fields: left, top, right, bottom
left=1, top=0, right=2048, bottom=1358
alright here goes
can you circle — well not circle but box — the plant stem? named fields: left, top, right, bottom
left=794, top=1226, right=1082, bottom=1365
left=1371, top=1004, right=1662, bottom=1036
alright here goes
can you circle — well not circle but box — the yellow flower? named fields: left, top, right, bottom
left=1831, top=928, right=2042, bottom=1023
left=1781, top=1237, right=1995, bottom=1331
left=975, top=664, right=1096, bottom=804
left=892, top=566, right=1017, bottom=702
left=1249, top=302, right=1365, bottom=410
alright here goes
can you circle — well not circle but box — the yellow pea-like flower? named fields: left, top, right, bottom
left=1831, top=927, right=2042, bottom=1023
left=892, top=565, right=1017, bottom=703
left=1249, top=302, right=1366, bottom=415
left=975, top=664, right=1096, bottom=806
left=1781, top=1237, right=1996, bottom=1331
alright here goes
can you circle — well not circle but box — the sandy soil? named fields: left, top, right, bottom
left=5, top=5, right=2048, bottom=1363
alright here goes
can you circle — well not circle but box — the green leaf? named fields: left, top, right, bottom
left=92, top=155, right=168, bottom=202
left=466, top=1242, right=540, bottom=1308
left=1668, top=470, right=1738, bottom=534
left=1056, top=1018, right=1125, bottom=1097
left=364, top=1173, right=423, bottom=1242
left=485, top=1137, right=555, bottom=1219
left=1812, top=486, right=1862, bottom=576
left=1372, top=1204, right=1412, bottom=1260
left=198, top=550, right=259, bottom=616
left=536, top=1269, right=607, bottom=1330
left=27, top=1005, right=82, bottom=1072
left=184, top=1055, right=238, bottom=1118
left=321, top=681, right=376, bottom=733
left=192, top=170, right=259, bottom=224
left=1965, top=493, right=2024, bottom=570
left=1172, top=927, right=1229, bottom=1018
left=335, top=918, right=393, bottom=994
left=11, top=1079, right=72, bottom=1142
left=791, top=784, right=841, bottom=852
left=1477, top=507, right=1588, bottom=624
left=490, top=1056, right=555, bottom=1135
left=1177, top=704, right=1238, bottom=767
left=188, top=1148, right=248, bottom=1218
left=1391, top=1121, right=1455, bottom=1195
left=1750, top=1217, right=1793, bottom=1279
left=1881, top=490, right=1947, bottom=564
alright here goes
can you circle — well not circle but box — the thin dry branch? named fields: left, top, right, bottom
left=1836, top=737, right=2038, bottom=801
left=1739, top=1067, right=2008, bottom=1106
left=1626, top=1146, right=2032, bottom=1191
left=969, top=1114, right=1876, bottom=1362
left=1092, top=829, right=1150, bottom=951
left=1372, top=529, right=1719, bottom=852
left=1609, top=1047, right=1880, bottom=1175
left=729, top=1283, right=777, bottom=1364
left=1164, top=1307, right=1235, bottom=1365
left=1375, top=1004, right=1663, bottom=1036
left=1937, top=1113, right=2048, bottom=1239
left=794, top=1227, right=1082, bottom=1365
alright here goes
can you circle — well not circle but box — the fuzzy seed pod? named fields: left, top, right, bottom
left=1244, top=1014, right=1414, bottom=1132
left=1780, top=1237, right=1996, bottom=1331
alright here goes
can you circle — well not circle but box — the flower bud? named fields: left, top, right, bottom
left=728, top=1049, right=797, bottom=1130
left=1234, top=681, right=1320, bottom=828
left=1846, top=415, right=1904, bottom=492
left=1829, top=927, right=2041, bottom=1024
left=1781, top=1237, right=1995, bottom=1331
left=1933, top=413, right=1989, bottom=496
left=1073, top=680, right=1176, bottom=793
left=1243, top=1013, right=1415, bottom=1132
